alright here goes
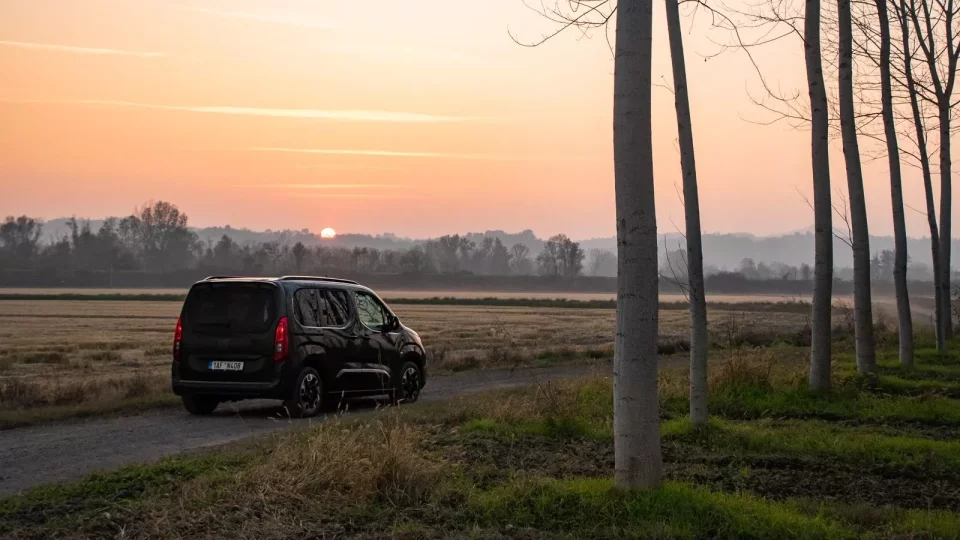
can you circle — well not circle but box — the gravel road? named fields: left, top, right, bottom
left=0, top=363, right=612, bottom=497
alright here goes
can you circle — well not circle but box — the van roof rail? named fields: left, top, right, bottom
left=278, top=276, right=359, bottom=285
left=202, top=275, right=240, bottom=281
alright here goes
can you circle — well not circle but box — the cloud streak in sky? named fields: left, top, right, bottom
left=297, top=164, right=403, bottom=172
left=250, top=147, right=505, bottom=160
left=172, top=5, right=330, bottom=29
left=249, top=147, right=590, bottom=162
left=246, top=184, right=407, bottom=189
left=1, top=99, right=471, bottom=123
left=0, top=40, right=165, bottom=58
left=296, top=193, right=430, bottom=199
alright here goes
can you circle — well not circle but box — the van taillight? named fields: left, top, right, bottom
left=173, top=316, right=183, bottom=361
left=274, top=316, right=289, bottom=362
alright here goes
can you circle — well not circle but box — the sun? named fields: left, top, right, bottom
left=320, top=227, right=337, bottom=239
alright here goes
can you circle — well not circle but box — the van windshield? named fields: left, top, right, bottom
left=184, top=284, right=276, bottom=333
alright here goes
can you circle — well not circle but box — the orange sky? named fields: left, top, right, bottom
left=0, top=0, right=948, bottom=239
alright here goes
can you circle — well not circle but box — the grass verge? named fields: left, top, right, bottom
left=2, top=403, right=957, bottom=539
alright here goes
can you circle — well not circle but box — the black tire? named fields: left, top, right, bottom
left=284, top=367, right=324, bottom=418
left=182, top=395, right=220, bottom=415
left=393, top=361, right=423, bottom=405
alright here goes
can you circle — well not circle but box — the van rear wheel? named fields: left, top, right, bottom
left=182, top=395, right=220, bottom=415
left=284, top=367, right=324, bottom=418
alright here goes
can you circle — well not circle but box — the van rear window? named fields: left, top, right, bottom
left=184, top=285, right=276, bottom=333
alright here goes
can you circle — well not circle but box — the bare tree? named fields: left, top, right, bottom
left=876, top=0, right=914, bottom=366
left=805, top=0, right=836, bottom=391
left=664, top=0, right=709, bottom=426
left=613, top=0, right=664, bottom=489
left=510, top=0, right=663, bottom=487
left=898, top=0, right=945, bottom=351
left=588, top=248, right=618, bottom=276
left=292, top=241, right=308, bottom=273
left=904, top=10, right=944, bottom=345
left=838, top=0, right=877, bottom=374
left=704, top=0, right=835, bottom=389
left=904, top=0, right=959, bottom=342
left=819, top=0, right=952, bottom=355
left=509, top=243, right=533, bottom=274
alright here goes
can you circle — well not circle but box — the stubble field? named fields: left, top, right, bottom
left=0, top=297, right=810, bottom=428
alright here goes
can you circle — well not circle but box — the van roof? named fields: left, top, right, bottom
left=198, top=276, right=372, bottom=293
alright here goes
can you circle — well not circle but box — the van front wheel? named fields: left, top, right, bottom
left=393, top=361, right=422, bottom=405
left=182, top=395, right=220, bottom=415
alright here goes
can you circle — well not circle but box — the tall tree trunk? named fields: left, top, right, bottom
left=838, top=0, right=876, bottom=374
left=938, top=102, right=952, bottom=341
left=901, top=0, right=944, bottom=352
left=806, top=0, right=834, bottom=391
left=938, top=0, right=958, bottom=342
left=612, top=0, right=663, bottom=490
left=664, top=0, right=708, bottom=427
left=877, top=0, right=913, bottom=367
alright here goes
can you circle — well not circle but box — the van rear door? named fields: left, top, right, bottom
left=179, top=282, right=281, bottom=382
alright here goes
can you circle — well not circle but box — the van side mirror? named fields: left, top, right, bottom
left=385, top=315, right=400, bottom=332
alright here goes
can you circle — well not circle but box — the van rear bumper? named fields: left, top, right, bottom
left=172, top=378, right=281, bottom=397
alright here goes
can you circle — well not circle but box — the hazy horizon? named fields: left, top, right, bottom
left=1, top=0, right=954, bottom=239
left=28, top=214, right=948, bottom=244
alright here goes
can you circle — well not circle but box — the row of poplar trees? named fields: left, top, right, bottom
left=525, top=0, right=957, bottom=489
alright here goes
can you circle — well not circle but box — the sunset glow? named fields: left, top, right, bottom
left=0, top=0, right=944, bottom=238
left=320, top=228, right=336, bottom=239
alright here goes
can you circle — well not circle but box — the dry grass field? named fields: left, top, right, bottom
left=0, top=298, right=811, bottom=428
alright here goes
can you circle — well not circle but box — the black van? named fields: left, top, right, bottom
left=171, top=276, right=426, bottom=417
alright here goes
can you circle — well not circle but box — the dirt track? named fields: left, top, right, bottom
left=0, top=362, right=626, bottom=497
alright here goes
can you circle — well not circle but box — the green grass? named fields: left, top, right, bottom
left=459, top=354, right=960, bottom=476
left=913, top=347, right=960, bottom=365
left=683, top=379, right=960, bottom=425
left=457, top=364, right=960, bottom=432
left=879, top=362, right=960, bottom=381
left=663, top=417, right=960, bottom=471
left=463, top=394, right=960, bottom=472
left=875, top=374, right=960, bottom=397
left=469, top=477, right=852, bottom=539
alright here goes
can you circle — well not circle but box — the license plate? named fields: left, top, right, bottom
left=209, top=361, right=243, bottom=371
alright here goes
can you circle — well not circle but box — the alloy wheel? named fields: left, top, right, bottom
left=299, top=373, right=321, bottom=413
left=400, top=366, right=421, bottom=402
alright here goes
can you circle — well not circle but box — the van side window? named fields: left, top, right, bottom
left=356, top=291, right=387, bottom=330
left=294, top=289, right=320, bottom=327
left=324, top=290, right=351, bottom=327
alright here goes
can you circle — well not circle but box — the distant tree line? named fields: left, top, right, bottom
left=0, top=202, right=595, bottom=279
left=0, top=202, right=940, bottom=288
